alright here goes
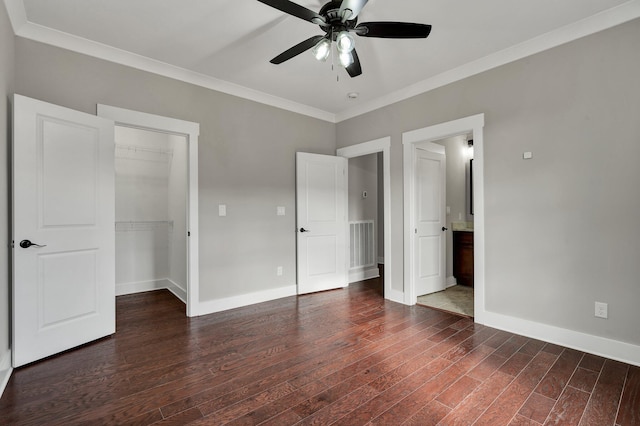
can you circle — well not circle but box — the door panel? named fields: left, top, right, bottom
left=13, top=94, right=115, bottom=367
left=414, top=148, right=446, bottom=296
left=40, top=250, right=98, bottom=327
left=296, top=152, right=347, bottom=294
left=41, top=117, right=99, bottom=227
left=418, top=236, right=440, bottom=279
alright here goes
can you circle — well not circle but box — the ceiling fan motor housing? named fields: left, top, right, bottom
left=319, top=0, right=358, bottom=38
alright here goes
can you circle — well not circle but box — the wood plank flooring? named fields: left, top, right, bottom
left=1, top=277, right=639, bottom=425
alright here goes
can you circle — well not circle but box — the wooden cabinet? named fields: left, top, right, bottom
left=453, top=231, right=474, bottom=287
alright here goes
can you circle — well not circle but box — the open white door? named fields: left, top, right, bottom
left=12, top=95, right=115, bottom=367
left=414, top=147, right=446, bottom=296
left=296, top=152, right=347, bottom=294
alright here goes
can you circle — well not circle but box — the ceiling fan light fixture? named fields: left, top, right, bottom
left=336, top=31, right=355, bottom=53
left=312, top=38, right=331, bottom=61
left=339, top=51, right=354, bottom=67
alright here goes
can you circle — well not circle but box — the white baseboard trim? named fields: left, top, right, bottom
left=446, top=276, right=457, bottom=288
left=116, top=279, right=167, bottom=296
left=195, top=285, right=298, bottom=317
left=387, top=288, right=405, bottom=305
left=0, top=349, right=13, bottom=399
left=349, top=266, right=380, bottom=283
left=117, top=278, right=187, bottom=304
left=377, top=257, right=384, bottom=265
left=480, top=310, right=640, bottom=367
left=166, top=279, right=187, bottom=303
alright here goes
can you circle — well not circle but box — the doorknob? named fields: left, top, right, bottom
left=299, top=228, right=310, bottom=233
left=19, top=239, right=47, bottom=248
left=442, top=227, right=448, bottom=232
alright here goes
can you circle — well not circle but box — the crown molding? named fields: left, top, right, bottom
left=335, top=0, right=640, bottom=122
left=2, top=0, right=336, bottom=123
left=3, top=0, right=25, bottom=33
left=5, top=0, right=639, bottom=125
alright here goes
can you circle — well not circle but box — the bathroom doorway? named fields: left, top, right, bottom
left=415, top=133, right=474, bottom=317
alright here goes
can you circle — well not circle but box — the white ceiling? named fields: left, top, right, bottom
left=7, top=0, right=640, bottom=121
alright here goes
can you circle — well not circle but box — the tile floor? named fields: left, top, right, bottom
left=417, top=285, right=474, bottom=317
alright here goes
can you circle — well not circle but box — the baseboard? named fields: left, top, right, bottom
left=0, top=349, right=12, bottom=399
left=116, top=279, right=167, bottom=296
left=377, top=257, right=384, bottom=265
left=479, top=310, right=640, bottom=367
left=166, top=279, right=187, bottom=303
left=446, top=276, right=457, bottom=288
left=387, top=288, right=405, bottom=305
left=195, top=285, right=298, bottom=316
left=349, top=266, right=380, bottom=283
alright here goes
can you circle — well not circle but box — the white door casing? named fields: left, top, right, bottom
left=12, top=94, right=115, bottom=367
left=97, top=105, right=200, bottom=317
left=296, top=152, right=347, bottom=294
left=402, top=114, right=485, bottom=316
left=414, top=147, right=446, bottom=296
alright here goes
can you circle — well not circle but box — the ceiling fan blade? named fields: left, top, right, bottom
left=270, top=35, right=325, bottom=64
left=346, top=49, right=362, bottom=78
left=257, top=0, right=326, bottom=24
left=339, top=0, right=369, bottom=22
left=356, top=22, right=432, bottom=38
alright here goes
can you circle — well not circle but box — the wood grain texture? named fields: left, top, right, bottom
left=0, top=276, right=638, bottom=425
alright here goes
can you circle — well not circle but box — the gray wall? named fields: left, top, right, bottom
left=348, top=154, right=377, bottom=222
left=337, top=19, right=640, bottom=346
left=1, top=3, right=15, bottom=370
left=13, top=38, right=336, bottom=302
left=435, top=135, right=469, bottom=280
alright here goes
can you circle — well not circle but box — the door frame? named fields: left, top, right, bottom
left=337, top=137, right=399, bottom=302
left=402, top=114, right=486, bottom=323
left=97, top=105, right=201, bottom=317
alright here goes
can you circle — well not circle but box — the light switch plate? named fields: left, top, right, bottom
left=595, top=302, right=608, bottom=319
left=218, top=204, right=227, bottom=216
left=277, top=206, right=285, bottom=216
left=523, top=151, right=533, bottom=159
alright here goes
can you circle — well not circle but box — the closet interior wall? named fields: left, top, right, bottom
left=114, top=126, right=187, bottom=300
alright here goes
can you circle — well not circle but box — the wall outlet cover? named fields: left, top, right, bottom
left=595, top=302, right=608, bottom=319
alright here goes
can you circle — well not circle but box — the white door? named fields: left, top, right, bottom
left=414, top=148, right=446, bottom=296
left=12, top=94, right=115, bottom=367
left=296, top=152, right=347, bottom=294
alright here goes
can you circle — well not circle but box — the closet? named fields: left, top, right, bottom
left=114, top=126, right=188, bottom=301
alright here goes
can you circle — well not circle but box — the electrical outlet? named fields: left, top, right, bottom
left=595, top=302, right=608, bottom=319
left=277, top=266, right=283, bottom=276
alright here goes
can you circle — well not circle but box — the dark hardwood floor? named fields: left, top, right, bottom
left=1, top=277, right=639, bottom=425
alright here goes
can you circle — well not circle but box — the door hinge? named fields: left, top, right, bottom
left=414, top=229, right=417, bottom=234
left=188, top=231, right=190, bottom=237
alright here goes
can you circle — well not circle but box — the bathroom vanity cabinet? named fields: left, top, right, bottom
left=453, top=230, right=474, bottom=287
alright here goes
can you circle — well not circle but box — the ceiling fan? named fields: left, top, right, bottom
left=257, top=0, right=432, bottom=77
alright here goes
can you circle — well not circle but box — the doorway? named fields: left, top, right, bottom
left=415, top=134, right=475, bottom=317
left=403, top=114, right=486, bottom=323
left=337, top=137, right=397, bottom=302
left=346, top=153, right=381, bottom=285
left=114, top=127, right=188, bottom=303
left=97, top=105, right=201, bottom=317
